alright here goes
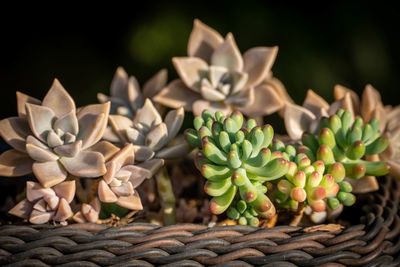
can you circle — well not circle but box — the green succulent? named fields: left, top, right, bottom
left=271, top=140, right=356, bottom=210
left=301, top=109, right=389, bottom=179
left=186, top=110, right=289, bottom=219
left=227, top=200, right=260, bottom=226
left=274, top=152, right=355, bottom=212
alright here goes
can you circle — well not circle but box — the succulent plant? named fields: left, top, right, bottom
left=0, top=79, right=113, bottom=188
left=104, top=98, right=188, bottom=225
left=227, top=200, right=261, bottom=226
left=97, top=144, right=149, bottom=211
left=334, top=85, right=385, bottom=131
left=334, top=84, right=400, bottom=180
left=300, top=109, right=389, bottom=181
left=274, top=153, right=354, bottom=213
left=105, top=99, right=188, bottom=171
left=9, top=181, right=75, bottom=224
left=98, top=67, right=167, bottom=117
left=72, top=198, right=101, bottom=223
left=282, top=89, right=347, bottom=141
left=154, top=19, right=285, bottom=117
left=186, top=110, right=290, bottom=219
left=281, top=87, right=392, bottom=193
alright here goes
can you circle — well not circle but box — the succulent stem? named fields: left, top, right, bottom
left=87, top=178, right=100, bottom=203
left=155, top=166, right=176, bottom=225
left=70, top=175, right=88, bottom=203
left=296, top=201, right=305, bottom=215
left=290, top=204, right=305, bottom=226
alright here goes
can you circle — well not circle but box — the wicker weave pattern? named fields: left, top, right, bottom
left=0, top=176, right=399, bottom=266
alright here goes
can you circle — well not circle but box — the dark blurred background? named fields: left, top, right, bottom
left=0, top=1, right=399, bottom=220
left=1, top=2, right=399, bottom=117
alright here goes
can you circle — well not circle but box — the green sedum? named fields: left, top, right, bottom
left=301, top=109, right=389, bottom=179
left=186, top=110, right=290, bottom=223
left=186, top=109, right=389, bottom=226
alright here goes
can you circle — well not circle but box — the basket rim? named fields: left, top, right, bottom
left=0, top=175, right=399, bottom=266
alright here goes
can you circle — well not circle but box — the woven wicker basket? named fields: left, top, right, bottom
left=0, top=176, right=399, bottom=267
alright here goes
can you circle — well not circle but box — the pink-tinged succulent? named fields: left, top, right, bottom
left=281, top=85, right=385, bottom=144
left=334, top=84, right=400, bottom=179
left=105, top=98, right=189, bottom=176
left=97, top=144, right=149, bottom=210
left=98, top=67, right=167, bottom=117
left=281, top=86, right=390, bottom=193
left=9, top=181, right=75, bottom=224
left=72, top=198, right=101, bottom=223
left=153, top=19, right=283, bottom=117
left=0, top=79, right=111, bottom=188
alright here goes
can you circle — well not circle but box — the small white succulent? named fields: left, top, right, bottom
left=98, top=144, right=149, bottom=210
left=105, top=98, right=188, bottom=176
left=9, top=181, right=75, bottom=224
left=98, top=66, right=167, bottom=117
left=72, top=198, right=101, bottom=223
left=154, top=19, right=284, bottom=117
left=0, top=79, right=113, bottom=188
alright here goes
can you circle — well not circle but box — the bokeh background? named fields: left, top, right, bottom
left=0, top=1, right=399, bottom=220
left=1, top=2, right=399, bottom=121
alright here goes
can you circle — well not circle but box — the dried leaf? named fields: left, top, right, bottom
left=303, top=224, right=344, bottom=233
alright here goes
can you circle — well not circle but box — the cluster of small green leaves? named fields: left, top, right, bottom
left=273, top=152, right=355, bottom=212
left=186, top=110, right=289, bottom=222
left=186, top=109, right=389, bottom=226
left=227, top=200, right=260, bottom=226
left=300, top=109, right=389, bottom=178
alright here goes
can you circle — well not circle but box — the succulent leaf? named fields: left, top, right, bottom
left=209, top=185, right=237, bottom=214
left=204, top=178, right=232, bottom=196
left=365, top=136, right=389, bottom=155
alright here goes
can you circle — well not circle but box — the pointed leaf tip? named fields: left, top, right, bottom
left=42, top=79, right=76, bottom=117
left=188, top=19, right=224, bottom=62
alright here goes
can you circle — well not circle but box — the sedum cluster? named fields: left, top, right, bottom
left=279, top=84, right=399, bottom=194
left=227, top=200, right=261, bottom=227
left=275, top=155, right=354, bottom=212
left=186, top=109, right=389, bottom=226
left=186, top=110, right=289, bottom=222
left=301, top=109, right=389, bottom=179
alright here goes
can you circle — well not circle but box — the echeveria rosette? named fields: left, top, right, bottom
left=105, top=98, right=189, bottom=176
left=97, top=144, right=149, bottom=211
left=186, top=110, right=290, bottom=222
left=154, top=19, right=283, bottom=117
left=98, top=66, right=167, bottom=118
left=301, top=109, right=390, bottom=184
left=0, top=79, right=112, bottom=188
left=9, top=181, right=75, bottom=224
